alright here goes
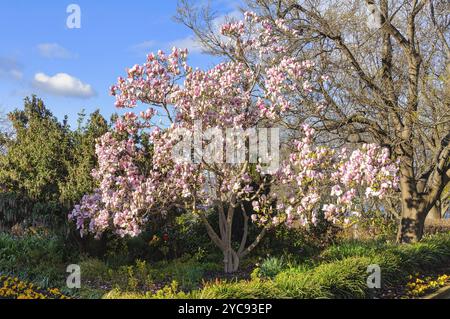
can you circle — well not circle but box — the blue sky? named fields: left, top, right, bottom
left=0, top=0, right=242, bottom=127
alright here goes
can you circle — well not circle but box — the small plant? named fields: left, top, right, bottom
left=259, top=256, right=286, bottom=278
left=0, top=275, right=69, bottom=299
left=79, top=258, right=109, bottom=283
left=406, top=274, right=449, bottom=297
left=153, top=281, right=189, bottom=299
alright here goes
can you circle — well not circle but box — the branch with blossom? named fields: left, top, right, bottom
left=69, top=12, right=399, bottom=272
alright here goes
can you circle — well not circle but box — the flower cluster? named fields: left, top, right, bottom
left=220, top=21, right=245, bottom=36
left=333, top=144, right=399, bottom=200
left=110, top=48, right=190, bottom=108
left=406, top=273, right=449, bottom=297
left=251, top=125, right=399, bottom=228
left=0, top=275, right=69, bottom=299
left=172, top=61, right=256, bottom=127
left=221, top=11, right=301, bottom=58
left=261, top=58, right=315, bottom=118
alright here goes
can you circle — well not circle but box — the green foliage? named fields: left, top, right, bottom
left=0, top=96, right=70, bottom=203
left=102, top=289, right=148, bottom=299
left=198, top=279, right=279, bottom=299
left=0, top=193, right=63, bottom=228
left=173, top=232, right=450, bottom=299
left=59, top=110, right=109, bottom=205
left=79, top=254, right=221, bottom=296
left=0, top=97, right=70, bottom=226
left=0, top=232, right=70, bottom=287
left=258, top=256, right=287, bottom=279
left=151, top=281, right=191, bottom=299
left=341, top=211, right=397, bottom=241
left=171, top=212, right=218, bottom=260
left=152, top=256, right=221, bottom=291
left=319, top=239, right=388, bottom=261
left=257, top=220, right=339, bottom=262
left=0, top=96, right=110, bottom=229
left=393, top=233, right=450, bottom=271
left=319, top=233, right=450, bottom=269
left=275, top=256, right=372, bottom=299
left=78, top=258, right=110, bottom=283
left=102, top=282, right=192, bottom=299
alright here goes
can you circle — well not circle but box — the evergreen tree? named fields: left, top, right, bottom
left=0, top=96, right=71, bottom=202
left=60, top=110, right=109, bottom=205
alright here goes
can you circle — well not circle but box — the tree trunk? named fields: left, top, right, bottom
left=397, top=201, right=426, bottom=243
left=425, top=200, right=442, bottom=222
left=199, top=198, right=267, bottom=273
left=223, top=249, right=240, bottom=273
left=396, top=169, right=427, bottom=243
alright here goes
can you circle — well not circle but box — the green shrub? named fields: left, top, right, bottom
left=102, top=281, right=192, bottom=299
left=258, top=256, right=287, bottom=278
left=87, top=255, right=222, bottom=294
left=79, top=258, right=110, bottom=283
left=102, top=288, right=148, bottom=299
left=257, top=222, right=339, bottom=262
left=109, top=260, right=155, bottom=291
left=198, top=279, right=279, bottom=299
left=390, top=234, right=450, bottom=273
left=0, top=232, right=68, bottom=287
left=151, top=281, right=191, bottom=299
left=153, top=257, right=221, bottom=291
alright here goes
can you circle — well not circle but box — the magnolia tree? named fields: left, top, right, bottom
left=70, top=13, right=399, bottom=272
left=177, top=1, right=450, bottom=242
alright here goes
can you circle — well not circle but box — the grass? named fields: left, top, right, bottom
left=73, top=255, right=222, bottom=298
left=107, top=232, right=450, bottom=299
left=2, top=230, right=450, bottom=299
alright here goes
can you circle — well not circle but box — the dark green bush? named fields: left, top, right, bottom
left=257, top=217, right=340, bottom=263
left=0, top=232, right=71, bottom=287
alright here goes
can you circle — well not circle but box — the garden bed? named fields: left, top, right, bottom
left=103, top=232, right=450, bottom=299
left=2, top=231, right=450, bottom=299
left=0, top=275, right=69, bottom=299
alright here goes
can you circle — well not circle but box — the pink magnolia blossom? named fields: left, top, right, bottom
left=70, top=12, right=399, bottom=245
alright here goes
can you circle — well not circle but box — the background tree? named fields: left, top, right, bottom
left=176, top=0, right=450, bottom=243
left=0, top=96, right=72, bottom=226
left=0, top=96, right=111, bottom=229
left=426, top=181, right=449, bottom=220
left=0, top=96, right=71, bottom=201
left=60, top=110, right=110, bottom=206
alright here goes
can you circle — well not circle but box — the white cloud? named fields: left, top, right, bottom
left=129, top=9, right=243, bottom=58
left=33, top=72, right=95, bottom=98
left=169, top=36, right=204, bottom=54
left=0, top=57, right=23, bottom=80
left=37, top=43, right=76, bottom=59
left=129, top=40, right=157, bottom=57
